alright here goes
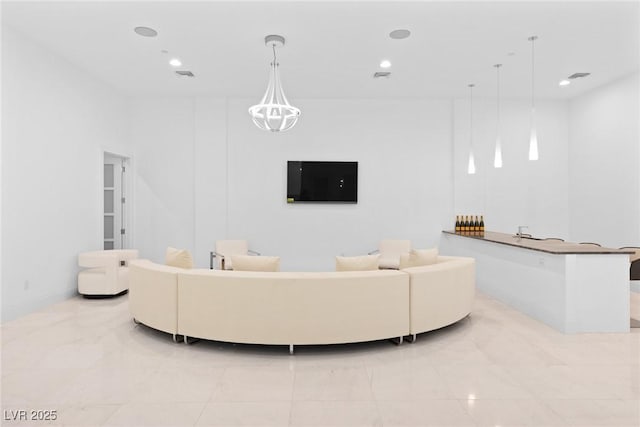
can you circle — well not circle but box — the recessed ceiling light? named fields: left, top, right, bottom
left=568, top=72, right=591, bottom=79
left=373, top=71, right=391, bottom=79
left=389, top=29, right=411, bottom=40
left=380, top=60, right=391, bottom=68
left=559, top=79, right=571, bottom=86
left=134, top=26, right=157, bottom=37
left=175, top=70, right=195, bottom=77
left=169, top=58, right=182, bottom=67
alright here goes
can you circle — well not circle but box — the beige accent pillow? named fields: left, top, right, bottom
left=165, top=247, right=194, bottom=269
left=335, top=254, right=380, bottom=272
left=230, top=255, right=280, bottom=272
left=399, top=248, right=438, bottom=269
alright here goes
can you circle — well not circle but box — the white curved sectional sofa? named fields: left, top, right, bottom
left=129, top=256, right=475, bottom=352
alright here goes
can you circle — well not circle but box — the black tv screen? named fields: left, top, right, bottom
left=287, top=161, right=358, bottom=203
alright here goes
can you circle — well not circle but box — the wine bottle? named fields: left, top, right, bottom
left=455, top=216, right=460, bottom=233
left=474, top=215, right=479, bottom=235
left=480, top=215, right=485, bottom=235
left=464, top=216, right=469, bottom=234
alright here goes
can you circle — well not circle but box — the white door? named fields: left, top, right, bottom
left=104, top=153, right=128, bottom=249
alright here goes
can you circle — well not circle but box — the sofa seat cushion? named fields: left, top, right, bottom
left=378, top=257, right=400, bottom=270
left=230, top=255, right=280, bottom=272
left=336, top=254, right=380, bottom=271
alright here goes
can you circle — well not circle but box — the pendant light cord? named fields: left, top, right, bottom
left=469, top=84, right=474, bottom=148
left=496, top=65, right=501, bottom=130
left=530, top=36, right=536, bottom=110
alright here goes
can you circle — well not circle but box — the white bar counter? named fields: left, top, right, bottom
left=440, top=231, right=632, bottom=333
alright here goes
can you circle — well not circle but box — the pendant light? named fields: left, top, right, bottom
left=467, top=83, right=476, bottom=175
left=493, top=64, right=503, bottom=168
left=528, top=35, right=539, bottom=160
left=248, top=35, right=300, bottom=132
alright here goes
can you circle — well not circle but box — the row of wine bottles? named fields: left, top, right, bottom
left=455, top=215, right=485, bottom=235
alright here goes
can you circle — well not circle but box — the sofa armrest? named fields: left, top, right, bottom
left=405, top=257, right=475, bottom=334
left=78, top=251, right=119, bottom=268
left=129, top=260, right=179, bottom=335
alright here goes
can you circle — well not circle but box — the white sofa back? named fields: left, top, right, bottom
left=177, top=269, right=409, bottom=345
left=128, top=256, right=475, bottom=347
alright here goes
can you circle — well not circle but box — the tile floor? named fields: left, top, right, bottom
left=1, top=292, right=639, bottom=426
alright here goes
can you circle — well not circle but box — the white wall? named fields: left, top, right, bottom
left=130, top=97, right=228, bottom=268
left=568, top=72, right=640, bottom=248
left=129, top=97, right=454, bottom=271
left=227, top=98, right=453, bottom=271
left=453, top=98, right=570, bottom=239
left=1, top=27, right=129, bottom=321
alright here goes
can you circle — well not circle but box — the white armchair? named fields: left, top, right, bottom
left=78, top=249, right=138, bottom=297
left=210, top=240, right=260, bottom=270
left=369, top=239, right=411, bottom=270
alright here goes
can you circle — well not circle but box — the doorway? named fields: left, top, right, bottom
left=103, top=153, right=130, bottom=250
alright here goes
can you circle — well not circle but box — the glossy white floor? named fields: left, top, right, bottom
left=1, top=292, right=639, bottom=427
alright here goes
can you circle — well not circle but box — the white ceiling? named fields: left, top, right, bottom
left=3, top=1, right=639, bottom=99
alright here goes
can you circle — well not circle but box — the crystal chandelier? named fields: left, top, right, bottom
left=248, top=35, right=300, bottom=132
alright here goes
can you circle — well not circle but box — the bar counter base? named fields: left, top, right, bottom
left=441, top=232, right=630, bottom=333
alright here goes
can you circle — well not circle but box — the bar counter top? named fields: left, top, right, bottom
left=442, top=230, right=634, bottom=255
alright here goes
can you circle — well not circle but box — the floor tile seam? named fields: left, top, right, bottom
left=535, top=398, right=636, bottom=427
left=374, top=399, right=481, bottom=427
left=465, top=396, right=569, bottom=422
left=291, top=398, right=380, bottom=402
left=203, top=366, right=228, bottom=404
left=287, top=366, right=296, bottom=426
left=288, top=399, right=384, bottom=426
left=369, top=390, right=387, bottom=427
left=450, top=398, right=482, bottom=427
left=538, top=397, right=636, bottom=401
left=98, top=403, right=126, bottom=426
left=98, top=401, right=207, bottom=426
left=486, top=362, right=556, bottom=398
left=191, top=399, right=210, bottom=427
left=2, top=311, right=76, bottom=326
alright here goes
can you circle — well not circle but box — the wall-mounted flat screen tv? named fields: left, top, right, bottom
left=287, top=161, right=358, bottom=203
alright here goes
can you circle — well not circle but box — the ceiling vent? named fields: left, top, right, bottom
left=176, top=70, right=195, bottom=77
left=373, top=71, right=391, bottom=79
left=568, top=72, right=590, bottom=79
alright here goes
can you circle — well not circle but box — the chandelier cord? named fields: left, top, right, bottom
left=272, top=43, right=277, bottom=66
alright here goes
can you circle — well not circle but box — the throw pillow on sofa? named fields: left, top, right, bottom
left=335, top=254, right=380, bottom=271
left=230, top=255, right=280, bottom=272
left=399, top=248, right=438, bottom=269
left=165, top=247, right=194, bottom=269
